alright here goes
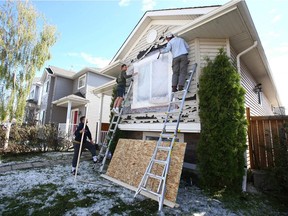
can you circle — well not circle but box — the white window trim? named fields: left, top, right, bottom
left=30, top=89, right=35, bottom=99
left=43, top=80, right=49, bottom=95
left=78, top=74, right=86, bottom=89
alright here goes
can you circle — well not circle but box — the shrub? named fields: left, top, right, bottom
left=197, top=49, right=247, bottom=192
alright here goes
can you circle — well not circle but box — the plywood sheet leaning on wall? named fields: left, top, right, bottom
left=104, top=138, right=186, bottom=204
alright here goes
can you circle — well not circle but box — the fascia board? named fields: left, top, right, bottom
left=118, top=123, right=201, bottom=133
left=111, top=6, right=219, bottom=63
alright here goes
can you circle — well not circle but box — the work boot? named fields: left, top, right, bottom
left=172, top=86, right=177, bottom=92
left=72, top=170, right=80, bottom=176
left=178, top=85, right=184, bottom=91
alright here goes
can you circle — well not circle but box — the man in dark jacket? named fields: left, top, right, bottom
left=71, top=116, right=97, bottom=175
left=112, top=64, right=137, bottom=114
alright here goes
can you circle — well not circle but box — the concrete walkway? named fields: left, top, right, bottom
left=0, top=152, right=92, bottom=174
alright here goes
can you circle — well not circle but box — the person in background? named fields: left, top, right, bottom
left=160, top=32, right=189, bottom=92
left=72, top=116, right=97, bottom=175
left=112, top=64, right=137, bottom=114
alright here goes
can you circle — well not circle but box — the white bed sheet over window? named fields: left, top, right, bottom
left=132, top=51, right=172, bottom=109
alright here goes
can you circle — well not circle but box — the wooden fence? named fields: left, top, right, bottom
left=247, top=108, right=288, bottom=169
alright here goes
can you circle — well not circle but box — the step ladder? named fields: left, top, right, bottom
left=134, top=63, right=197, bottom=212
left=98, top=80, right=134, bottom=172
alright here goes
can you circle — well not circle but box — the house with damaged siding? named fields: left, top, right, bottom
left=92, top=0, right=283, bottom=170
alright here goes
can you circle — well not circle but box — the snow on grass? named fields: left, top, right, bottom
left=0, top=153, right=284, bottom=215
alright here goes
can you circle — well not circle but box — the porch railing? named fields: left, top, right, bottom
left=58, top=123, right=78, bottom=140
left=58, top=123, right=108, bottom=143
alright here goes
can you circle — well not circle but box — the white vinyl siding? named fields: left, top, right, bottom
left=230, top=47, right=273, bottom=116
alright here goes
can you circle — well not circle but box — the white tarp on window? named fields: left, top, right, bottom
left=132, top=51, right=172, bottom=109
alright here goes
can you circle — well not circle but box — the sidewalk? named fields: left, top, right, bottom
left=0, top=151, right=92, bottom=173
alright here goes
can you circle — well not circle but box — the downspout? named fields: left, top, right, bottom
left=236, top=41, right=258, bottom=192
left=237, top=41, right=258, bottom=74
left=96, top=93, right=104, bottom=144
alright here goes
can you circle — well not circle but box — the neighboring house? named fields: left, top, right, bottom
left=38, top=66, right=114, bottom=141
left=24, top=77, right=42, bottom=125
left=92, top=0, right=284, bottom=170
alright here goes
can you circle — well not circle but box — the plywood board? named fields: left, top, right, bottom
left=106, top=138, right=186, bottom=203
left=101, top=174, right=179, bottom=208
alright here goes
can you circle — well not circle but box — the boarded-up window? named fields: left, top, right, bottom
left=132, top=51, right=172, bottom=109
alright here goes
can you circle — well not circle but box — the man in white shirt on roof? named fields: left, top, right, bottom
left=160, top=32, right=189, bottom=92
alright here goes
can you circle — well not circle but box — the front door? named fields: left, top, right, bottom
left=71, top=109, right=79, bottom=134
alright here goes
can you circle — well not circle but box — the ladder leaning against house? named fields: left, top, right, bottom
left=97, top=80, right=134, bottom=172
left=134, top=63, right=197, bottom=212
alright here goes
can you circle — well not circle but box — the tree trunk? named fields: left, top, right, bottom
left=4, top=123, right=11, bottom=150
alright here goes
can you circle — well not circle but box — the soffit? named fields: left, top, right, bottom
left=52, top=95, right=89, bottom=108
left=176, top=3, right=280, bottom=106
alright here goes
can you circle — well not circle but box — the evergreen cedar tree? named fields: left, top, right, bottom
left=197, top=49, right=247, bottom=191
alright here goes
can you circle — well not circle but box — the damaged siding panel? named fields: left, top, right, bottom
left=126, top=25, right=179, bottom=63
left=121, top=38, right=202, bottom=127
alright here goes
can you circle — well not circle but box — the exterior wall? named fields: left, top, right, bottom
left=120, top=38, right=228, bottom=127
left=73, top=74, right=87, bottom=96
left=230, top=48, right=274, bottom=116
left=117, top=37, right=230, bottom=167
left=53, top=76, right=73, bottom=100
left=39, top=74, right=53, bottom=124
left=86, top=86, right=105, bottom=140
left=49, top=76, right=73, bottom=123
left=125, top=24, right=182, bottom=63
left=85, top=72, right=114, bottom=139
left=51, top=106, right=67, bottom=124
left=46, top=76, right=55, bottom=123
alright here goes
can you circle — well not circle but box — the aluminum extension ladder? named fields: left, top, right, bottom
left=98, top=80, right=134, bottom=172
left=134, top=63, right=197, bottom=212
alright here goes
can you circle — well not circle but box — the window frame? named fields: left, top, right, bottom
left=78, top=74, right=86, bottom=89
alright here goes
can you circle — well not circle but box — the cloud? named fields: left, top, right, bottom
left=119, top=0, right=131, bottom=7
left=273, top=43, right=288, bottom=53
left=272, top=14, right=281, bottom=23
left=267, top=31, right=280, bottom=38
left=66, top=52, right=110, bottom=68
left=142, top=0, right=156, bottom=11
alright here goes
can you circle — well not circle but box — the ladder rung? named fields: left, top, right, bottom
left=166, top=110, right=180, bottom=114
left=157, top=146, right=171, bottom=151
left=153, top=159, right=168, bottom=165
left=173, top=90, right=186, bottom=96
left=99, top=153, right=106, bottom=157
left=147, top=172, right=164, bottom=181
left=140, top=187, right=161, bottom=197
left=165, top=122, right=178, bottom=126
left=169, top=100, right=182, bottom=104
left=160, top=133, right=174, bottom=139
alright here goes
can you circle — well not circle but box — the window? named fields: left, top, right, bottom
left=78, top=74, right=86, bottom=89
left=132, top=52, right=172, bottom=109
left=29, top=89, right=35, bottom=99
left=44, top=80, right=49, bottom=94
left=40, top=110, right=46, bottom=124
